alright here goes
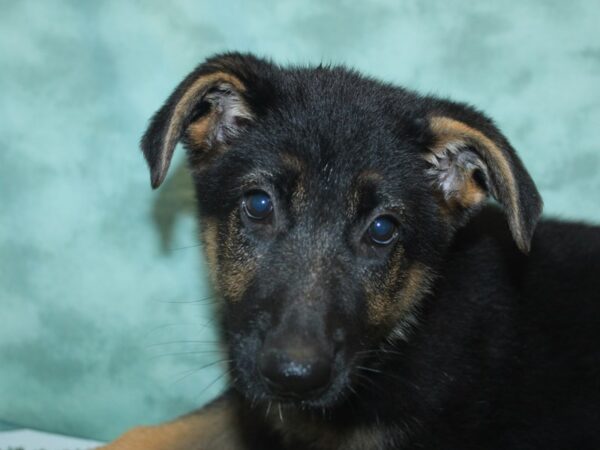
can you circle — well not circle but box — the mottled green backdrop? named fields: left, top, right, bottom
left=1, top=0, right=599, bottom=442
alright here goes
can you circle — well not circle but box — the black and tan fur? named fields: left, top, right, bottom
left=101, top=53, right=600, bottom=450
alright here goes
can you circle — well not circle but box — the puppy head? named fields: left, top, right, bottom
left=141, top=53, right=542, bottom=410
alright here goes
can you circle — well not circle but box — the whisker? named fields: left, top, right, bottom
left=353, top=371, right=388, bottom=398
left=168, top=243, right=204, bottom=252
left=152, top=298, right=220, bottom=305
left=143, top=321, right=216, bottom=339
left=145, top=339, right=221, bottom=348
left=170, top=358, right=232, bottom=384
left=355, top=365, right=429, bottom=406
left=356, top=365, right=383, bottom=374
left=355, top=349, right=380, bottom=355
left=378, top=371, right=424, bottom=392
left=195, top=316, right=219, bottom=333
left=355, top=348, right=405, bottom=358
left=379, top=350, right=404, bottom=357
left=149, top=350, right=224, bottom=360
left=196, top=368, right=232, bottom=399
left=353, top=371, right=379, bottom=388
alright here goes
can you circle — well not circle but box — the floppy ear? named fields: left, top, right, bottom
left=424, top=112, right=543, bottom=253
left=141, top=53, right=264, bottom=189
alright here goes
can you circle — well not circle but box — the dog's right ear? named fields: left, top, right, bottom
left=141, top=53, right=269, bottom=188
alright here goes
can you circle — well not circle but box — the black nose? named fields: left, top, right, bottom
left=258, top=345, right=332, bottom=397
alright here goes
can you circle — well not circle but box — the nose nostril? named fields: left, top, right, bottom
left=258, top=348, right=332, bottom=398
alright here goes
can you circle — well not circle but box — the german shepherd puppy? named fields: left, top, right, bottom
left=102, top=53, right=600, bottom=450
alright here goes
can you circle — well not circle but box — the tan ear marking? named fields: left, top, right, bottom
left=187, top=113, right=216, bottom=148
left=165, top=72, right=245, bottom=142
left=164, top=72, right=245, bottom=151
left=428, top=116, right=524, bottom=248
left=153, top=72, right=247, bottom=187
left=457, top=177, right=487, bottom=208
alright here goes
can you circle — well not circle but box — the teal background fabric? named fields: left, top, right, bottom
left=1, top=0, right=599, bottom=442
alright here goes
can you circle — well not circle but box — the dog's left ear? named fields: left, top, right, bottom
left=424, top=113, right=543, bottom=253
left=141, top=53, right=269, bottom=189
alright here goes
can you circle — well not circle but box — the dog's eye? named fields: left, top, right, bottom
left=367, top=216, right=398, bottom=245
left=243, top=191, right=273, bottom=221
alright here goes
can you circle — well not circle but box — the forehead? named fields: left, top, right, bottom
left=230, top=70, right=426, bottom=199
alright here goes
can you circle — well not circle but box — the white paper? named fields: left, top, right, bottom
left=0, top=429, right=102, bottom=450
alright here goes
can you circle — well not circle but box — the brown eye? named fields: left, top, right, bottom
left=367, top=216, right=398, bottom=245
left=243, top=191, right=273, bottom=221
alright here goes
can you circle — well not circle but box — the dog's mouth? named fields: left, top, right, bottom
left=255, top=367, right=352, bottom=412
